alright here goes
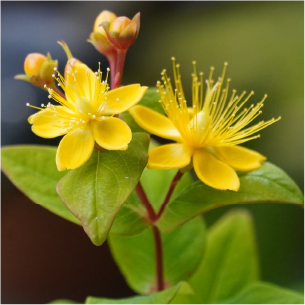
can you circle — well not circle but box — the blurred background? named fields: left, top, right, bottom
left=1, top=1, right=304, bottom=303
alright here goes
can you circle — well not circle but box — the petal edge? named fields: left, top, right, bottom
left=215, top=145, right=266, bottom=172
left=193, top=149, right=240, bottom=191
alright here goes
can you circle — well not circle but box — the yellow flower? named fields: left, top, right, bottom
left=129, top=58, right=280, bottom=191
left=27, top=61, right=147, bottom=171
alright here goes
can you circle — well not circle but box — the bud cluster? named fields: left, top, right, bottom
left=15, top=10, right=141, bottom=92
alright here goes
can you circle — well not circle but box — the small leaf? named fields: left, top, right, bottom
left=158, top=162, right=304, bottom=233
left=110, top=191, right=150, bottom=237
left=120, top=88, right=163, bottom=133
left=56, top=133, right=149, bottom=246
left=225, top=281, right=304, bottom=304
left=85, top=282, right=192, bottom=304
left=1, top=145, right=80, bottom=225
left=48, top=299, right=80, bottom=304
left=173, top=210, right=259, bottom=304
left=108, top=216, right=206, bottom=294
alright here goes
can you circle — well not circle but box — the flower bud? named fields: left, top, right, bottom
left=94, top=10, right=117, bottom=33
left=102, top=13, right=140, bottom=50
left=24, top=53, right=48, bottom=77
left=15, top=53, right=58, bottom=89
left=88, top=10, right=117, bottom=58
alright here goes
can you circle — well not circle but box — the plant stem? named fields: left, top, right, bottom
left=114, top=49, right=127, bottom=88
left=156, top=170, right=183, bottom=220
left=135, top=170, right=184, bottom=291
left=152, top=226, right=164, bottom=291
left=135, top=182, right=157, bottom=222
left=108, top=55, right=117, bottom=90
left=135, top=182, right=164, bottom=291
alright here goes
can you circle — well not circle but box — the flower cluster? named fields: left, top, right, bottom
left=16, top=10, right=280, bottom=192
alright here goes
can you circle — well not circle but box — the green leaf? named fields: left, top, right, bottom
left=56, top=132, right=149, bottom=246
left=225, top=281, right=304, bottom=304
left=110, top=191, right=151, bottom=237
left=108, top=216, right=206, bottom=294
left=109, top=139, right=193, bottom=237
left=85, top=282, right=192, bottom=304
left=158, top=162, right=304, bottom=233
left=120, top=88, right=163, bottom=133
left=173, top=210, right=259, bottom=304
left=48, top=299, right=80, bottom=304
left=1, top=145, right=80, bottom=225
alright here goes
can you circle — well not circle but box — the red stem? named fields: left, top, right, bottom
left=152, top=226, right=164, bottom=291
left=135, top=170, right=184, bottom=291
left=135, top=182, right=157, bottom=222
left=135, top=182, right=164, bottom=290
left=156, top=170, right=183, bottom=220
left=114, top=49, right=127, bottom=88
left=108, top=55, right=117, bottom=90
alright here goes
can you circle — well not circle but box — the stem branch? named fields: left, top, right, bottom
left=135, top=182, right=164, bottom=291
left=157, top=170, right=183, bottom=220
left=135, top=182, right=157, bottom=222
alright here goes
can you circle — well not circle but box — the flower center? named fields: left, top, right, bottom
left=75, top=96, right=95, bottom=120
left=189, top=110, right=211, bottom=147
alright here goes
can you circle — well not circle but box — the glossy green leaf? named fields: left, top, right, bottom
left=56, top=132, right=149, bottom=246
left=1, top=145, right=80, bottom=225
left=109, top=216, right=206, bottom=294
left=172, top=210, right=259, bottom=304
left=158, top=162, right=304, bottom=233
left=85, top=282, right=192, bottom=304
left=225, top=282, right=304, bottom=304
left=120, top=87, right=163, bottom=133
left=48, top=299, right=80, bottom=304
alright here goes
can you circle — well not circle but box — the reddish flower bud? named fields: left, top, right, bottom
left=88, top=10, right=117, bottom=58
left=102, top=13, right=140, bottom=50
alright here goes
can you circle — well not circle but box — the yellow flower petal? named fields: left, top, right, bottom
left=90, top=117, right=132, bottom=150
left=215, top=145, right=266, bottom=172
left=193, top=148, right=240, bottom=191
left=29, top=107, right=73, bottom=138
left=102, top=84, right=148, bottom=115
left=56, top=124, right=95, bottom=171
left=129, top=105, right=183, bottom=141
left=66, top=62, right=96, bottom=100
left=147, top=143, right=193, bottom=170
